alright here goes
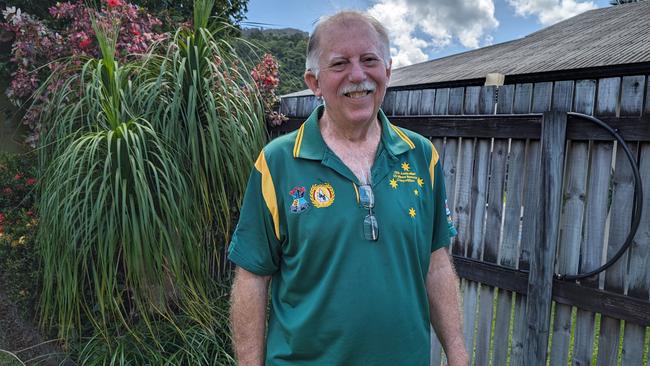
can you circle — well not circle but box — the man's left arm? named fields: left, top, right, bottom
left=426, top=247, right=469, bottom=366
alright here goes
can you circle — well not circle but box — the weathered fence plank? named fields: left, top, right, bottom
left=382, top=90, right=396, bottom=116
left=491, top=141, right=525, bottom=366
left=448, top=87, right=465, bottom=115
left=524, top=111, right=567, bottom=365
left=420, top=89, right=436, bottom=115
left=597, top=75, right=645, bottom=366
left=434, top=88, right=450, bottom=115
left=394, top=90, right=410, bottom=116
left=513, top=83, right=533, bottom=114
left=465, top=139, right=489, bottom=365
left=453, top=138, right=474, bottom=257
left=455, top=137, right=477, bottom=356
left=443, top=138, right=459, bottom=217
left=551, top=79, right=591, bottom=365
left=620, top=75, right=646, bottom=116
left=460, top=88, right=486, bottom=363
left=510, top=83, right=536, bottom=366
left=622, top=143, right=650, bottom=364
left=595, top=77, right=621, bottom=117
left=573, top=77, right=619, bottom=366
left=463, top=86, right=481, bottom=115
left=472, top=86, right=494, bottom=365
left=646, top=75, right=650, bottom=116
left=574, top=80, right=597, bottom=115
left=409, top=90, right=422, bottom=116
left=491, top=86, right=519, bottom=366
left=551, top=80, right=574, bottom=112
left=496, top=84, right=514, bottom=114
left=531, top=82, right=552, bottom=113
left=550, top=141, right=588, bottom=366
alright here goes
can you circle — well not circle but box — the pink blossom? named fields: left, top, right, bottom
left=106, top=0, right=123, bottom=8
left=79, top=37, right=92, bottom=49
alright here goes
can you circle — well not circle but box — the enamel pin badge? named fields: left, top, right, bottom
left=289, top=186, right=309, bottom=213
left=309, top=183, right=335, bottom=208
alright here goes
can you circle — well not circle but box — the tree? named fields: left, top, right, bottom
left=0, top=0, right=248, bottom=27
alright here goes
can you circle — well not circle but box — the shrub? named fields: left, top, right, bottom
left=0, top=0, right=166, bottom=145
left=0, top=152, right=39, bottom=318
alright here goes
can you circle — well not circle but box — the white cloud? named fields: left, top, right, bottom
left=507, top=0, right=597, bottom=25
left=367, top=0, right=499, bottom=67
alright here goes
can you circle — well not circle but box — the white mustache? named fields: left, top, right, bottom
left=339, top=80, right=377, bottom=95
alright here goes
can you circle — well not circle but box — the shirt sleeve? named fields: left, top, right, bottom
left=431, top=159, right=456, bottom=252
left=228, top=151, right=282, bottom=275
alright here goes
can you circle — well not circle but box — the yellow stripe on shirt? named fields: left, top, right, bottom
left=390, top=124, right=416, bottom=149
left=293, top=123, right=306, bottom=158
left=254, top=151, right=280, bottom=240
left=429, top=141, right=440, bottom=189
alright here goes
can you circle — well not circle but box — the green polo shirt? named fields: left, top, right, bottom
left=228, top=105, right=453, bottom=366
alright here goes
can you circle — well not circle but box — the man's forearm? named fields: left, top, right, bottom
left=230, top=266, right=271, bottom=366
left=426, top=248, right=469, bottom=366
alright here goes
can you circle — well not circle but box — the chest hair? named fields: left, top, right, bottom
left=324, top=132, right=379, bottom=185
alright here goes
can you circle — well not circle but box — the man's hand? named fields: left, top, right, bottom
left=427, top=248, right=469, bottom=366
left=230, top=266, right=271, bottom=366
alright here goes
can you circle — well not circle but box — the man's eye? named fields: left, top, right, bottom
left=329, top=62, right=347, bottom=70
left=363, top=58, right=379, bottom=64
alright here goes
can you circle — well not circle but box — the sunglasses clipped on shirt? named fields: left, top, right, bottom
left=358, top=184, right=378, bottom=241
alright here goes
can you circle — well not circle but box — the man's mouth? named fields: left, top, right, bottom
left=344, top=90, right=372, bottom=98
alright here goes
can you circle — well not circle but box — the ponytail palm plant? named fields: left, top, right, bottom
left=133, top=0, right=267, bottom=251
left=37, top=0, right=266, bottom=362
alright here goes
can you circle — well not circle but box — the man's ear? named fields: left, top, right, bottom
left=304, top=70, right=321, bottom=97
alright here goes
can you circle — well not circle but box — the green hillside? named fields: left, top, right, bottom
left=239, top=27, right=309, bottom=95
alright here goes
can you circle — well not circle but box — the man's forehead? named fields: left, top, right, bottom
left=318, top=21, right=383, bottom=58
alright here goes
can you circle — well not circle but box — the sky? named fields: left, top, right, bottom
left=244, top=0, right=613, bottom=69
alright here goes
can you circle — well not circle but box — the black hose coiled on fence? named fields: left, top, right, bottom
left=555, top=112, right=643, bottom=281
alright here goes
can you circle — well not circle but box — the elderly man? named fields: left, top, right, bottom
left=229, top=11, right=468, bottom=366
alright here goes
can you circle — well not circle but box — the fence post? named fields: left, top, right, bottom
left=523, top=111, right=567, bottom=365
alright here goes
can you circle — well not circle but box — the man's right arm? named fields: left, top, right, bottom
left=230, top=266, right=271, bottom=366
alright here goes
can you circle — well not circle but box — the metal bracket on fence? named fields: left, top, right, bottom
left=554, top=112, right=644, bottom=281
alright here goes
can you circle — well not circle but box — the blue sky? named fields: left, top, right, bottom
left=245, top=0, right=612, bottom=68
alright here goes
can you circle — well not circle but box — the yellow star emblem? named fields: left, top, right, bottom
left=409, top=207, right=416, bottom=218
left=414, top=189, right=419, bottom=196
left=401, top=162, right=410, bottom=171
left=389, top=179, right=398, bottom=189
left=417, top=177, right=424, bottom=187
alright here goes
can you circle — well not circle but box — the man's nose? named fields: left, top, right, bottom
left=348, top=61, right=367, bottom=83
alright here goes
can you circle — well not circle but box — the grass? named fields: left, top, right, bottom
left=445, top=285, right=650, bottom=366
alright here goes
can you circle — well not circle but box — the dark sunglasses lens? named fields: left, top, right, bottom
left=363, top=214, right=378, bottom=241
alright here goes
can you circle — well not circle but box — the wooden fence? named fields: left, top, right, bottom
left=278, top=76, right=650, bottom=366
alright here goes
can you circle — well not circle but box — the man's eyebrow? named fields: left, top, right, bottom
left=326, top=56, right=347, bottom=64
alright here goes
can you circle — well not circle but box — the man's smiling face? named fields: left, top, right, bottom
left=305, top=19, right=391, bottom=127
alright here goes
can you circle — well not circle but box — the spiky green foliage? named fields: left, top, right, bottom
left=132, top=0, right=266, bottom=243
left=36, top=0, right=266, bottom=362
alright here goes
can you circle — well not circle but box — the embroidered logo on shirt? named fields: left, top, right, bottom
left=289, top=186, right=309, bottom=213
left=309, top=183, right=335, bottom=208
left=390, top=161, right=424, bottom=188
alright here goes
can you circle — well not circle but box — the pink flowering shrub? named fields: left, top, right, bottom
left=0, top=0, right=166, bottom=145
left=251, top=53, right=287, bottom=126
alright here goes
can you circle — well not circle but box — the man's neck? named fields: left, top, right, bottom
left=319, top=109, right=382, bottom=185
left=319, top=110, right=381, bottom=144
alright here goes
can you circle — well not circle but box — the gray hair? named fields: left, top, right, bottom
left=305, top=11, right=391, bottom=78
